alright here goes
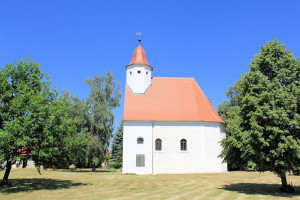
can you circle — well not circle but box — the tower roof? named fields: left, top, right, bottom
left=127, top=39, right=153, bottom=70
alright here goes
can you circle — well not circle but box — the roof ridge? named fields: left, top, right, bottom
left=153, top=77, right=194, bottom=79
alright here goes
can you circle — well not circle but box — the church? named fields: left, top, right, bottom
left=122, top=40, right=227, bottom=174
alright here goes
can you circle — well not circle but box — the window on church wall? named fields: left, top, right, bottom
left=136, top=154, right=145, bottom=167
left=137, top=70, right=141, bottom=74
left=180, top=139, right=187, bottom=151
left=155, top=139, right=162, bottom=151
left=137, top=137, right=144, bottom=144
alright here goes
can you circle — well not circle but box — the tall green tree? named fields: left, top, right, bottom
left=36, top=95, right=78, bottom=169
left=217, top=100, right=246, bottom=170
left=0, top=58, right=77, bottom=185
left=84, top=71, right=121, bottom=171
left=110, top=121, right=123, bottom=164
left=64, top=72, right=121, bottom=171
left=61, top=90, right=90, bottom=168
left=220, top=39, right=300, bottom=191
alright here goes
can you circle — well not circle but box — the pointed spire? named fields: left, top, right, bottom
left=129, top=40, right=150, bottom=66
left=126, top=39, right=153, bottom=71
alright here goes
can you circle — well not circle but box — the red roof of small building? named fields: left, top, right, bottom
left=17, top=146, right=31, bottom=156
left=124, top=77, right=224, bottom=123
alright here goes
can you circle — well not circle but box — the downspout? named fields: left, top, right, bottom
left=152, top=121, right=154, bottom=174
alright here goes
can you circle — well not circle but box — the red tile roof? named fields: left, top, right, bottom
left=17, top=146, right=30, bottom=155
left=128, top=45, right=153, bottom=70
left=124, top=77, right=224, bottom=123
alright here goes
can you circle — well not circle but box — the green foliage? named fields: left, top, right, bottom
left=64, top=71, right=121, bottom=169
left=217, top=100, right=230, bottom=121
left=84, top=71, right=121, bottom=169
left=220, top=39, right=300, bottom=188
left=0, top=58, right=78, bottom=183
left=110, top=121, right=123, bottom=163
left=36, top=96, right=78, bottom=169
left=108, top=162, right=122, bottom=169
left=67, top=133, right=90, bottom=168
left=218, top=102, right=246, bottom=170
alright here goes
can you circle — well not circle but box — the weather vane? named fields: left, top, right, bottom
left=136, top=32, right=142, bottom=45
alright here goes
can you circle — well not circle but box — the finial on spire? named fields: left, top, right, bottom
left=136, top=32, right=142, bottom=46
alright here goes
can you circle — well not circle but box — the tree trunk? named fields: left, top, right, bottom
left=92, top=163, right=96, bottom=172
left=22, top=159, right=27, bottom=168
left=2, top=161, right=12, bottom=185
left=281, top=174, right=288, bottom=188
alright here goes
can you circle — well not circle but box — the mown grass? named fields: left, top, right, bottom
left=1, top=168, right=300, bottom=199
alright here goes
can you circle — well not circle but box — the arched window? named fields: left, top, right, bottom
left=180, top=139, right=187, bottom=151
left=155, top=139, right=162, bottom=151
left=137, top=137, right=144, bottom=144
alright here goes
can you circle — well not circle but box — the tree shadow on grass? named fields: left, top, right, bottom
left=58, top=169, right=116, bottom=173
left=0, top=178, right=88, bottom=193
left=219, top=183, right=300, bottom=198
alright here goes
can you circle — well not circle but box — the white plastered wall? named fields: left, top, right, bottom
left=153, top=122, right=227, bottom=173
left=123, top=121, right=227, bottom=174
left=122, top=121, right=153, bottom=174
left=126, top=65, right=152, bottom=94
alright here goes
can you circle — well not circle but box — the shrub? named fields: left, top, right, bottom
left=108, top=162, right=122, bottom=169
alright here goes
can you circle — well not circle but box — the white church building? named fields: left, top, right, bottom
left=122, top=40, right=227, bottom=174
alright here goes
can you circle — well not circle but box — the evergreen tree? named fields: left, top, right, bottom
left=110, top=121, right=123, bottom=164
left=220, top=39, right=300, bottom=192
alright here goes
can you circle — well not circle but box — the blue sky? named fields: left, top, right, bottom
left=1, top=0, right=300, bottom=131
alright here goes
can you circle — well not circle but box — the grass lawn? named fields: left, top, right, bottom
left=1, top=169, right=300, bottom=199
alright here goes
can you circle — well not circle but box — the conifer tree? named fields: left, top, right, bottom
left=110, top=121, right=123, bottom=164
left=220, top=39, right=300, bottom=192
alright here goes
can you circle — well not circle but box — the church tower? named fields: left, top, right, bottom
left=126, top=39, right=153, bottom=94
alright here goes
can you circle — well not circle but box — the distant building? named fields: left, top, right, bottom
left=122, top=40, right=227, bottom=174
